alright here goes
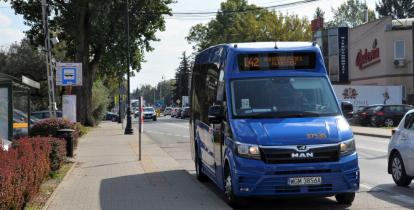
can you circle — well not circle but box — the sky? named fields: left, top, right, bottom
left=0, top=0, right=377, bottom=89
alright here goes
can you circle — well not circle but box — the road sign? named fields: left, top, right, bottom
left=56, top=63, right=82, bottom=86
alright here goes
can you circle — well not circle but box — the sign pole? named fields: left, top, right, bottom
left=138, top=96, right=143, bottom=161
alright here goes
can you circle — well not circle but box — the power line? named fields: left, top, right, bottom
left=168, top=0, right=319, bottom=15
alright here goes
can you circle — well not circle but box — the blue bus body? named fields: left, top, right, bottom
left=189, top=42, right=359, bottom=203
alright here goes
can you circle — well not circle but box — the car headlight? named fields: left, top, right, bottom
left=340, top=139, right=356, bottom=157
left=236, top=142, right=261, bottom=160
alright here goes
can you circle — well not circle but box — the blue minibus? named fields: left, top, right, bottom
left=189, top=42, right=359, bottom=207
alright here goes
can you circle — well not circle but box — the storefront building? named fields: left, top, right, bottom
left=313, top=17, right=413, bottom=104
left=348, top=17, right=413, bottom=103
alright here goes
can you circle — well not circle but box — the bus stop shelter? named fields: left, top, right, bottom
left=0, top=73, right=39, bottom=141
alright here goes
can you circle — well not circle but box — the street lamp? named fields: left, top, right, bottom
left=124, top=0, right=133, bottom=135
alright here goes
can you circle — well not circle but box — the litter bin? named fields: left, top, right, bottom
left=57, top=129, right=75, bottom=157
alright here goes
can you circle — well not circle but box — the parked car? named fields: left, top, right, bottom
left=143, top=107, right=157, bottom=121
left=31, top=110, right=63, bottom=119
left=370, top=105, right=413, bottom=127
left=353, top=105, right=381, bottom=126
left=175, top=108, right=183, bottom=118
left=171, top=108, right=178, bottom=117
left=181, top=107, right=190, bottom=119
left=163, top=107, right=172, bottom=116
left=105, top=112, right=119, bottom=122
left=388, top=109, right=414, bottom=186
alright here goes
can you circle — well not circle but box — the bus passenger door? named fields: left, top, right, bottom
left=197, top=67, right=220, bottom=175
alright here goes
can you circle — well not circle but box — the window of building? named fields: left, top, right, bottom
left=394, top=40, right=405, bottom=59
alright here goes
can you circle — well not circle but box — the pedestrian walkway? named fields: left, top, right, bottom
left=351, top=126, right=393, bottom=138
left=45, top=122, right=229, bottom=210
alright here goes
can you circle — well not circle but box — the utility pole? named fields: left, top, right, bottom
left=124, top=0, right=133, bottom=134
left=41, top=0, right=56, bottom=118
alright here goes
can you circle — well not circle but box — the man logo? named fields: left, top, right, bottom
left=297, top=145, right=307, bottom=151
left=291, top=152, right=314, bottom=158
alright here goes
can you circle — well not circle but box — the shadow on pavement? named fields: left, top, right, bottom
left=100, top=170, right=230, bottom=210
left=99, top=169, right=365, bottom=210
left=368, top=183, right=414, bottom=208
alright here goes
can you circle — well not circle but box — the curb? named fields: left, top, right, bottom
left=42, top=161, right=77, bottom=210
left=353, top=132, right=391, bottom=139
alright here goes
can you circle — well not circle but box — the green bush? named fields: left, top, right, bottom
left=92, top=80, right=110, bottom=123
left=75, top=123, right=90, bottom=137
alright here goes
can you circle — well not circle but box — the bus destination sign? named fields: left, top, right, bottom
left=238, top=52, right=315, bottom=71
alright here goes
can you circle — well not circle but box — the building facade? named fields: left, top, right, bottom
left=348, top=17, right=413, bottom=102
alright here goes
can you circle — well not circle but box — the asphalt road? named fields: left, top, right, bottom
left=132, top=116, right=414, bottom=209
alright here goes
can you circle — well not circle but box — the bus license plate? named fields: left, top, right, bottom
left=288, top=177, right=322, bottom=186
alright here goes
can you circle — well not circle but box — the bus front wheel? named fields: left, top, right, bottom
left=224, top=163, right=243, bottom=208
left=335, top=192, right=355, bottom=205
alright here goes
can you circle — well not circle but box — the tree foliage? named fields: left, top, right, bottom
left=131, top=79, right=175, bottom=107
left=314, top=7, right=325, bottom=19
left=186, top=0, right=312, bottom=51
left=173, top=52, right=191, bottom=102
left=0, top=40, right=50, bottom=110
left=376, top=0, right=414, bottom=19
left=330, top=0, right=376, bottom=28
left=5, top=0, right=173, bottom=125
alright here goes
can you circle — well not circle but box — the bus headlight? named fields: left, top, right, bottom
left=236, top=143, right=261, bottom=160
left=340, top=139, right=356, bottom=157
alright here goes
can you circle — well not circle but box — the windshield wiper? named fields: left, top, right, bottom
left=241, top=111, right=321, bottom=119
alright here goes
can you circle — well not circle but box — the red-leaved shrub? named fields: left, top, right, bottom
left=31, top=118, right=79, bottom=151
left=0, top=137, right=66, bottom=210
left=30, top=118, right=76, bottom=137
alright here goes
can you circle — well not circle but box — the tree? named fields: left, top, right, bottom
left=314, top=7, right=325, bottom=19
left=0, top=40, right=50, bottom=110
left=186, top=0, right=312, bottom=51
left=330, top=0, right=376, bottom=28
left=6, top=0, right=173, bottom=126
left=173, top=52, right=191, bottom=103
left=131, top=79, right=175, bottom=107
left=376, top=0, right=414, bottom=19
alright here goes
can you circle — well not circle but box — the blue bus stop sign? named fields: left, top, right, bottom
left=62, top=67, right=77, bottom=85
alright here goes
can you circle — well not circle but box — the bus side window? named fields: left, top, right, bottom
left=216, top=69, right=225, bottom=102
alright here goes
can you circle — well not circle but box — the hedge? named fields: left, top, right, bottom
left=31, top=118, right=79, bottom=149
left=0, top=137, right=66, bottom=210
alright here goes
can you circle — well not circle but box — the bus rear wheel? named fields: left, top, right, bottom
left=195, top=147, right=208, bottom=182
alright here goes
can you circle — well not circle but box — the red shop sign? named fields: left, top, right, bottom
left=355, top=39, right=381, bottom=70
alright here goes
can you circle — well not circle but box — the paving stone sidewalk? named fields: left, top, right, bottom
left=45, top=122, right=229, bottom=210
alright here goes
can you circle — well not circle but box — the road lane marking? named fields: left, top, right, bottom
left=164, top=122, right=189, bottom=129
left=145, top=130, right=190, bottom=138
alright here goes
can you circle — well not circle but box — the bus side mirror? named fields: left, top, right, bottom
left=341, top=101, right=353, bottom=114
left=208, top=105, right=224, bottom=124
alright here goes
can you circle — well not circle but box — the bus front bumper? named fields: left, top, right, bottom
left=232, top=153, right=359, bottom=197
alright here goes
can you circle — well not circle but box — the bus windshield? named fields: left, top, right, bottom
left=230, top=77, right=341, bottom=118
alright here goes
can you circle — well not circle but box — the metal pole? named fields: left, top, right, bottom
left=118, top=77, right=122, bottom=123
left=41, top=0, right=54, bottom=118
left=412, top=25, right=414, bottom=104
left=138, top=96, right=142, bottom=161
left=124, top=0, right=133, bottom=134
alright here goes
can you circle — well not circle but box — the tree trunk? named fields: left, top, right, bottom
left=74, top=2, right=95, bottom=126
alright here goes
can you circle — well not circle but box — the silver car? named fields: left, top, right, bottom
left=388, top=109, right=414, bottom=186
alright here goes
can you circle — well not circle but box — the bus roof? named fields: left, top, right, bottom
left=227, top=42, right=316, bottom=51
